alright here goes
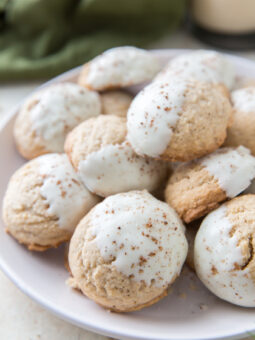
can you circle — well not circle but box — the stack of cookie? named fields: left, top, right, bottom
left=2, top=47, right=255, bottom=311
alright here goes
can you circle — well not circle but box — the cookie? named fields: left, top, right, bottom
left=156, top=50, right=235, bottom=89
left=78, top=46, right=160, bottom=91
left=127, top=78, right=232, bottom=161
left=165, top=146, right=255, bottom=223
left=225, top=87, right=255, bottom=155
left=65, top=115, right=167, bottom=197
left=14, top=83, right=101, bottom=159
left=2, top=154, right=99, bottom=251
left=68, top=190, right=188, bottom=312
left=194, top=195, right=255, bottom=307
left=100, top=90, right=133, bottom=117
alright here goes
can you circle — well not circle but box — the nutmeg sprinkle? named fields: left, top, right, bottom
left=88, top=190, right=188, bottom=287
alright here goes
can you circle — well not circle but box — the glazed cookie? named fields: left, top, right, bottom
left=68, top=190, right=188, bottom=312
left=78, top=46, right=160, bottom=91
left=127, top=78, right=232, bottom=161
left=14, top=83, right=101, bottom=159
left=100, top=90, right=133, bottom=117
left=225, top=87, right=255, bottom=154
left=2, top=154, right=99, bottom=251
left=165, top=146, right=255, bottom=223
left=194, top=195, right=255, bottom=307
left=65, top=115, right=167, bottom=197
left=156, top=50, right=235, bottom=89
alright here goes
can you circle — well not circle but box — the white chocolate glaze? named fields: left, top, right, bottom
left=194, top=204, right=255, bottom=307
left=231, top=87, right=255, bottom=113
left=38, top=153, right=99, bottom=231
left=127, top=79, right=187, bottom=157
left=84, top=47, right=160, bottom=90
left=87, top=191, right=188, bottom=287
left=201, top=146, right=255, bottom=197
left=28, top=83, right=101, bottom=151
left=78, top=142, right=167, bottom=197
left=156, top=50, right=235, bottom=89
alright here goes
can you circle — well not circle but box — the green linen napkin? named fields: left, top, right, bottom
left=0, top=0, right=186, bottom=80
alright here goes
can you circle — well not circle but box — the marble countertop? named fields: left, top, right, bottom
left=0, top=29, right=254, bottom=340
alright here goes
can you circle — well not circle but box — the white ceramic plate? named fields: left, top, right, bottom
left=0, top=50, right=255, bottom=340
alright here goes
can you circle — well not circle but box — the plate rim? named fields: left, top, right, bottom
left=0, top=48, right=255, bottom=340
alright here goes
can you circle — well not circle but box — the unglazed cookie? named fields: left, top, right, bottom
left=165, top=146, right=255, bottom=223
left=127, top=78, right=232, bottom=161
left=194, top=195, right=255, bottom=307
left=68, top=190, right=188, bottom=312
left=14, top=83, right=101, bottom=159
left=225, top=87, right=255, bottom=154
left=78, top=46, right=160, bottom=91
left=2, top=154, right=99, bottom=251
left=156, top=50, right=235, bottom=89
left=100, top=90, right=133, bottom=117
left=65, top=115, right=167, bottom=197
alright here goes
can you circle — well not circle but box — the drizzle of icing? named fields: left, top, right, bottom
left=156, top=50, right=235, bottom=89
left=29, top=83, right=101, bottom=151
left=78, top=142, right=167, bottom=197
left=87, top=191, right=188, bottom=287
left=85, top=47, right=160, bottom=90
left=127, top=79, right=187, bottom=157
left=201, top=146, right=255, bottom=197
left=38, top=153, right=99, bottom=231
left=231, top=87, right=255, bottom=113
left=194, top=204, right=255, bottom=307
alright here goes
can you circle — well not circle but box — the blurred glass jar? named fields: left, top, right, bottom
left=190, top=0, right=255, bottom=50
